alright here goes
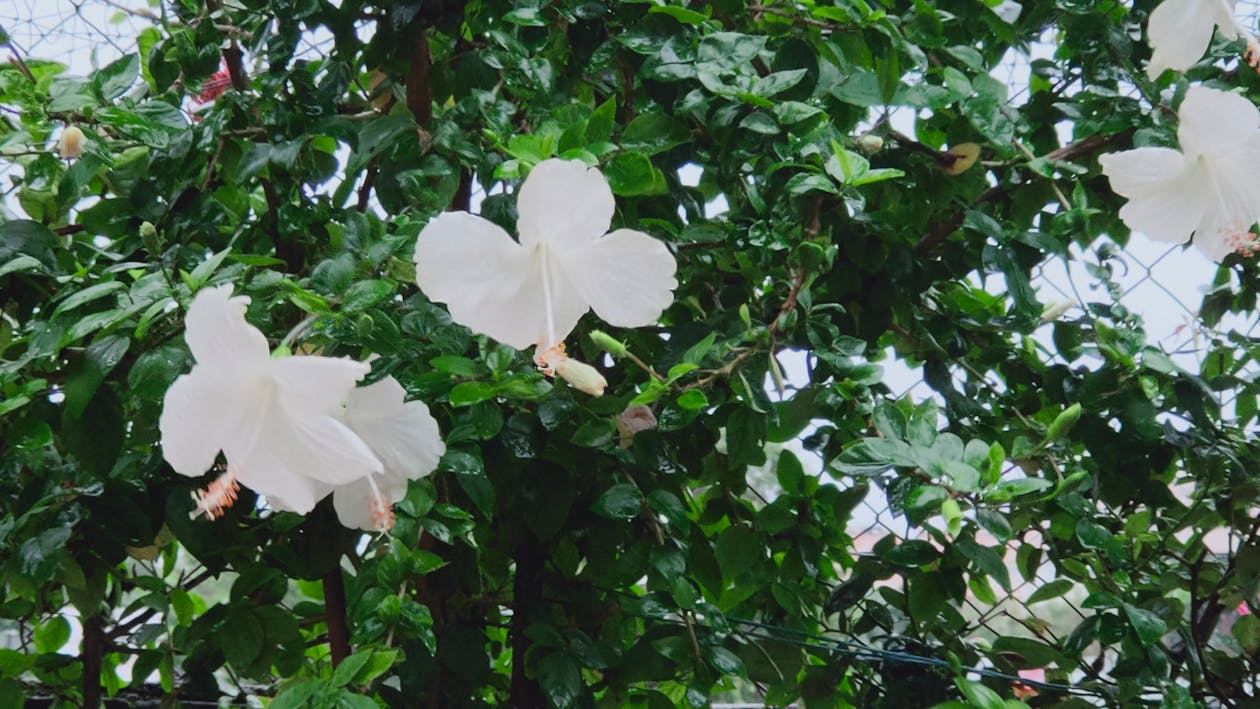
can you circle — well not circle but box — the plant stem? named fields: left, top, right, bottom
left=323, top=567, right=351, bottom=667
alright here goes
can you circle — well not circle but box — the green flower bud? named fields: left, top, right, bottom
left=355, top=313, right=375, bottom=338
left=1045, top=403, right=1082, bottom=443
left=139, top=221, right=162, bottom=256
left=589, top=329, right=628, bottom=358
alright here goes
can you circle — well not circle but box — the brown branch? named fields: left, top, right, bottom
left=82, top=614, right=104, bottom=708
left=356, top=163, right=378, bottom=212
left=406, top=30, right=433, bottom=126
left=323, top=567, right=351, bottom=667
left=222, top=42, right=249, bottom=92
left=886, top=130, right=963, bottom=170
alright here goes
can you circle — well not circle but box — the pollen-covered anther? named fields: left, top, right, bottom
left=1225, top=228, right=1260, bottom=256
left=366, top=477, right=395, bottom=533
left=1246, top=41, right=1260, bottom=73
left=533, top=342, right=567, bottom=376
left=189, top=464, right=240, bottom=520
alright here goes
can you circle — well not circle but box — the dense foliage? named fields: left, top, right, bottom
left=3, top=0, right=1260, bottom=707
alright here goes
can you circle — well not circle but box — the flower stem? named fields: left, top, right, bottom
left=323, top=567, right=351, bottom=667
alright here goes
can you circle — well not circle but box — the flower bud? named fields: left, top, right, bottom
left=857, top=134, right=884, bottom=155
left=58, top=125, right=84, bottom=159
left=1040, top=300, right=1073, bottom=323
left=555, top=357, right=607, bottom=396
left=1045, top=403, right=1082, bottom=443
left=589, top=329, right=627, bottom=358
left=139, top=221, right=162, bottom=256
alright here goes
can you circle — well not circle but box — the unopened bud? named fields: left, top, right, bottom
left=139, top=221, right=162, bottom=255
left=1045, top=403, right=1082, bottom=443
left=590, top=329, right=628, bottom=358
left=555, top=357, right=607, bottom=396
left=857, top=134, right=884, bottom=155
left=355, top=313, right=375, bottom=338
left=58, top=125, right=84, bottom=159
left=1040, top=300, right=1073, bottom=323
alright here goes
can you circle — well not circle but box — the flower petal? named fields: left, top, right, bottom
left=1178, top=85, right=1260, bottom=159
left=159, top=369, right=250, bottom=477
left=343, top=377, right=445, bottom=482
left=183, top=284, right=270, bottom=376
left=558, top=229, right=678, bottom=328
left=332, top=476, right=407, bottom=531
left=229, top=408, right=379, bottom=513
left=1099, top=147, right=1208, bottom=245
left=415, top=211, right=585, bottom=348
left=516, top=159, right=615, bottom=248
left=1146, top=0, right=1218, bottom=78
left=269, top=354, right=371, bottom=416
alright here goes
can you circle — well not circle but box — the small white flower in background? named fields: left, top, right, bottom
left=57, top=125, right=84, bottom=159
left=329, top=376, right=446, bottom=532
left=1146, top=0, right=1259, bottom=78
left=413, top=158, right=677, bottom=395
left=159, top=284, right=383, bottom=517
left=1098, top=85, right=1260, bottom=261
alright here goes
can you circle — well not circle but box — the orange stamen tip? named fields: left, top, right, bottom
left=189, top=466, right=240, bottom=521
left=1227, top=229, right=1260, bottom=257
left=533, top=342, right=568, bottom=376
left=368, top=493, right=395, bottom=533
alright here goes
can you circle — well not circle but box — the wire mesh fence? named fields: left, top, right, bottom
left=3, top=0, right=1258, bottom=704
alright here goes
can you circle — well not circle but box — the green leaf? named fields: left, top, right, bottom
left=676, top=390, right=709, bottom=410
left=1026, top=578, right=1074, bottom=605
left=64, top=334, right=129, bottom=418
left=605, top=152, right=666, bottom=196
left=1124, top=604, right=1167, bottom=646
left=219, top=607, right=263, bottom=666
left=537, top=653, right=582, bottom=709
left=705, top=646, right=746, bottom=676
left=55, top=281, right=124, bottom=315
left=593, top=483, right=643, bottom=520
left=715, top=525, right=762, bottom=579
left=33, top=616, right=70, bottom=653
left=449, top=381, right=496, bottom=407
left=571, top=418, right=615, bottom=447
left=340, top=279, right=394, bottom=312
left=92, top=53, right=139, bottom=101
left=878, top=540, right=939, bottom=567
left=622, top=112, right=691, bottom=155
left=128, top=344, right=193, bottom=401
left=269, top=679, right=325, bottom=709
left=330, top=650, right=374, bottom=687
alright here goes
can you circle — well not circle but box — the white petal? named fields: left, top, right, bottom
left=415, top=211, right=586, bottom=348
left=414, top=212, right=537, bottom=348
left=1178, top=86, right=1260, bottom=159
left=558, top=229, right=678, bottom=328
left=228, top=405, right=380, bottom=513
left=1100, top=148, right=1208, bottom=245
left=516, top=159, right=615, bottom=248
left=1146, top=0, right=1218, bottom=78
left=159, top=369, right=250, bottom=477
left=269, top=355, right=371, bottom=416
left=343, top=377, right=445, bottom=482
left=183, top=284, right=270, bottom=377
left=332, top=476, right=407, bottom=531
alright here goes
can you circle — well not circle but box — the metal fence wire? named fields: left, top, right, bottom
left=4, top=1, right=1260, bottom=705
